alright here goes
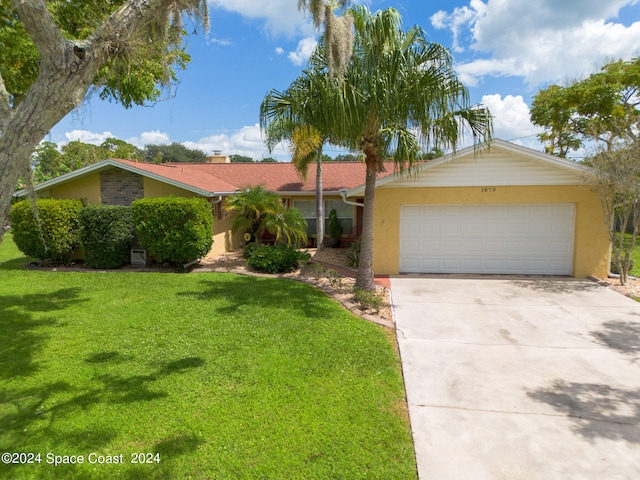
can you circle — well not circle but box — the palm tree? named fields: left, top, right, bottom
left=326, top=5, right=493, bottom=291
left=261, top=55, right=342, bottom=251
left=225, top=186, right=308, bottom=247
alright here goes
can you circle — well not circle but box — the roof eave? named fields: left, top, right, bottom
left=13, top=159, right=221, bottom=199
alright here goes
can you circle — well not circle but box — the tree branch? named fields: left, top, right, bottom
left=90, top=0, right=182, bottom=59
left=11, top=0, right=67, bottom=61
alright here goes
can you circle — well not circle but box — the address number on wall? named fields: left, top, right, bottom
left=481, top=187, right=497, bottom=193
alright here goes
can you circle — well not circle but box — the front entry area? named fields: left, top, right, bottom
left=399, top=203, right=575, bottom=275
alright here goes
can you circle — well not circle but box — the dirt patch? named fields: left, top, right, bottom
left=605, top=276, right=640, bottom=300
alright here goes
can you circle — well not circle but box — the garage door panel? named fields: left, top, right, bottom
left=399, top=203, right=575, bottom=275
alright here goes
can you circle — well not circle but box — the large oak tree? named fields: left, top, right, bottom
left=0, top=0, right=349, bottom=241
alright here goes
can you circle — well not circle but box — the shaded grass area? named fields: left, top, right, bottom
left=627, top=234, right=640, bottom=278
left=0, top=234, right=416, bottom=479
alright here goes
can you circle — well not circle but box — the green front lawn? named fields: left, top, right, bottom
left=0, top=234, right=416, bottom=479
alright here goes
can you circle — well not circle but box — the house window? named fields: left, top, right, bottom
left=293, top=200, right=318, bottom=236
left=292, top=200, right=354, bottom=236
left=325, top=199, right=354, bottom=235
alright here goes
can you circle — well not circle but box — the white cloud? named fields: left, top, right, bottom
left=184, top=124, right=286, bottom=160
left=213, top=0, right=315, bottom=38
left=65, top=130, right=113, bottom=145
left=208, top=37, right=232, bottom=46
left=430, top=0, right=486, bottom=53
left=432, top=0, right=640, bottom=87
left=126, top=130, right=172, bottom=148
left=61, top=126, right=282, bottom=160
left=481, top=94, right=542, bottom=141
left=275, top=47, right=284, bottom=55
left=288, top=36, right=318, bottom=65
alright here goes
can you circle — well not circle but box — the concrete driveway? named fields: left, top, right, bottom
left=391, top=277, right=640, bottom=480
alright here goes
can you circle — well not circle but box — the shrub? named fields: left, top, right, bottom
left=79, top=205, right=135, bottom=268
left=346, top=237, right=361, bottom=267
left=247, top=244, right=310, bottom=274
left=10, top=198, right=83, bottom=263
left=327, top=208, right=343, bottom=239
left=353, top=288, right=384, bottom=314
left=132, top=196, right=213, bottom=264
left=243, top=241, right=259, bottom=259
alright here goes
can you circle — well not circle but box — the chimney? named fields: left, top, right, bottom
left=205, top=150, right=231, bottom=164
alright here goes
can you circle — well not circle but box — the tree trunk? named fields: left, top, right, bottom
left=355, top=160, right=377, bottom=291
left=0, top=49, right=100, bottom=241
left=315, top=151, right=324, bottom=250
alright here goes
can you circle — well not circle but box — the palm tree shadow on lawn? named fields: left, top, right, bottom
left=179, top=274, right=341, bottom=320
left=0, top=287, right=85, bottom=379
left=0, top=284, right=206, bottom=469
left=0, top=352, right=206, bottom=469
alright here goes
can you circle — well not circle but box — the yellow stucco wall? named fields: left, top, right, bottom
left=48, top=174, right=101, bottom=204
left=142, top=178, right=197, bottom=199
left=372, top=185, right=610, bottom=278
left=210, top=204, right=244, bottom=256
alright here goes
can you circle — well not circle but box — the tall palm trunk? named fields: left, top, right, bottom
left=355, top=159, right=377, bottom=291
left=315, top=150, right=325, bottom=250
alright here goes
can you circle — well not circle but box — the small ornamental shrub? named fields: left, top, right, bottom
left=328, top=208, right=343, bottom=239
left=247, top=244, right=310, bottom=274
left=243, top=241, right=259, bottom=259
left=132, top=196, right=213, bottom=264
left=10, top=198, right=83, bottom=263
left=353, top=287, right=384, bottom=314
left=79, top=205, right=135, bottom=268
left=346, top=237, right=361, bottom=268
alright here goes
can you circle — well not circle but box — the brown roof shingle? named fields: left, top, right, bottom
left=115, top=159, right=398, bottom=194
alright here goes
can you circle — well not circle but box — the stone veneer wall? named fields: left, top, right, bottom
left=100, top=169, right=144, bottom=205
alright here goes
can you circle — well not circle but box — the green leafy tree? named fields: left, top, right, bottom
left=531, top=58, right=640, bottom=156
left=32, top=141, right=62, bottom=182
left=588, top=141, right=640, bottom=285
left=332, top=153, right=360, bottom=162
left=101, top=137, right=141, bottom=160
left=59, top=141, right=111, bottom=172
left=320, top=6, right=492, bottom=290
left=225, top=186, right=308, bottom=247
left=531, top=58, right=640, bottom=283
left=142, top=142, right=206, bottom=163
left=30, top=137, right=140, bottom=183
left=230, top=154, right=255, bottom=163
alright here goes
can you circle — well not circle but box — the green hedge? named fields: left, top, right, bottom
left=79, top=205, right=135, bottom=269
left=132, top=196, right=213, bottom=264
left=246, top=244, right=310, bottom=274
left=10, top=198, right=83, bottom=263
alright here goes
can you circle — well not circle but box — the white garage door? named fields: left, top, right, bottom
left=399, top=204, right=575, bottom=275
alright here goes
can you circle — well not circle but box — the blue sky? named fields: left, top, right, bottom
left=49, top=0, right=640, bottom=161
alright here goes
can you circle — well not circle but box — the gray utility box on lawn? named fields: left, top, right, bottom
left=130, top=248, right=148, bottom=266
